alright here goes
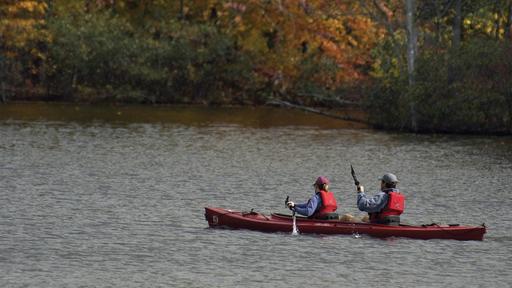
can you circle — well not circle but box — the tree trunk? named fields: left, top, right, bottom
left=0, top=48, right=7, bottom=102
left=179, top=0, right=184, bottom=20
left=85, top=0, right=92, bottom=13
left=374, top=0, right=394, bottom=21
left=0, top=57, right=5, bottom=103
left=111, top=0, right=117, bottom=15
left=435, top=3, right=442, bottom=44
left=406, top=0, right=417, bottom=86
left=494, top=0, right=502, bottom=40
left=45, top=0, right=53, bottom=98
left=449, top=0, right=462, bottom=86
left=505, top=1, right=512, bottom=40
left=453, top=0, right=462, bottom=49
left=405, top=0, right=417, bottom=131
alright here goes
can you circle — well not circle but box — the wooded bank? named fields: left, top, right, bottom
left=1, top=1, right=511, bottom=134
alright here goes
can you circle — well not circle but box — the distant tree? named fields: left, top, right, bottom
left=0, top=0, right=50, bottom=100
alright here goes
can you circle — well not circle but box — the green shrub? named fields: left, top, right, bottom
left=367, top=38, right=512, bottom=134
left=47, top=12, right=258, bottom=104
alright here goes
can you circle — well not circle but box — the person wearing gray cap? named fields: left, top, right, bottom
left=356, top=173, right=405, bottom=225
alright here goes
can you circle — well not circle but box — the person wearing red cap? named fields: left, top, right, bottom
left=286, top=176, right=339, bottom=219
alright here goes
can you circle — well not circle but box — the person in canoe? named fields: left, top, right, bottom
left=356, top=173, right=405, bottom=225
left=285, top=176, right=339, bottom=220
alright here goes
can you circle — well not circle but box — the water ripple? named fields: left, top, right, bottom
left=0, top=118, right=511, bottom=287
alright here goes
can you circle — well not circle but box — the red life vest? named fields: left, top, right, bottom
left=370, top=191, right=405, bottom=221
left=316, top=190, right=338, bottom=217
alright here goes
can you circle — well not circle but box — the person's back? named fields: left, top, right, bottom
left=356, top=173, right=405, bottom=225
left=315, top=188, right=338, bottom=219
left=287, top=176, right=339, bottom=220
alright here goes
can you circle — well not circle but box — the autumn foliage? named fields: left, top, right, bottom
left=0, top=0, right=386, bottom=104
left=1, top=0, right=512, bottom=133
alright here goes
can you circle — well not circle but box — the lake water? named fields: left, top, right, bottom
left=0, top=103, right=511, bottom=287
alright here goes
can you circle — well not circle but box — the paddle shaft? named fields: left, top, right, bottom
left=285, top=195, right=296, bottom=216
left=351, top=164, right=361, bottom=190
left=286, top=195, right=298, bottom=234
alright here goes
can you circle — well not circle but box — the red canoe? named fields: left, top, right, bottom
left=204, top=207, right=486, bottom=241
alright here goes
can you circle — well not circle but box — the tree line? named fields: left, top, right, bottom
left=1, top=0, right=511, bottom=133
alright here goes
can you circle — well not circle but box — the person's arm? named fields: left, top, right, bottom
left=294, top=194, right=321, bottom=217
left=357, top=192, right=388, bottom=213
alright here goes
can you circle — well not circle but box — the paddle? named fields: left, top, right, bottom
left=285, top=195, right=299, bottom=235
left=351, top=164, right=361, bottom=190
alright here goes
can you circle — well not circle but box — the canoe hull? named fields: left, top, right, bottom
left=204, top=207, right=486, bottom=241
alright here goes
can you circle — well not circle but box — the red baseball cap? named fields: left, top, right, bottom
left=314, top=176, right=330, bottom=186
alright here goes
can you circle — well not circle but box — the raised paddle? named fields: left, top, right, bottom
left=351, top=164, right=362, bottom=191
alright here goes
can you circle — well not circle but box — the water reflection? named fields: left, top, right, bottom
left=0, top=102, right=367, bottom=129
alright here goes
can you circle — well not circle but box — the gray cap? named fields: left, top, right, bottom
left=380, top=173, right=399, bottom=184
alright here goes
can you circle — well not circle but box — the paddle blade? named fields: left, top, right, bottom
left=350, top=164, right=360, bottom=186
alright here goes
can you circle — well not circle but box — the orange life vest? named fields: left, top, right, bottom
left=370, top=191, right=405, bottom=222
left=316, top=190, right=338, bottom=217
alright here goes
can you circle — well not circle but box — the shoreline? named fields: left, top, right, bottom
left=0, top=100, right=368, bottom=130
left=2, top=100, right=511, bottom=136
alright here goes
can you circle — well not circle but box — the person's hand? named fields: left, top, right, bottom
left=357, top=185, right=364, bottom=193
left=286, top=201, right=295, bottom=209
